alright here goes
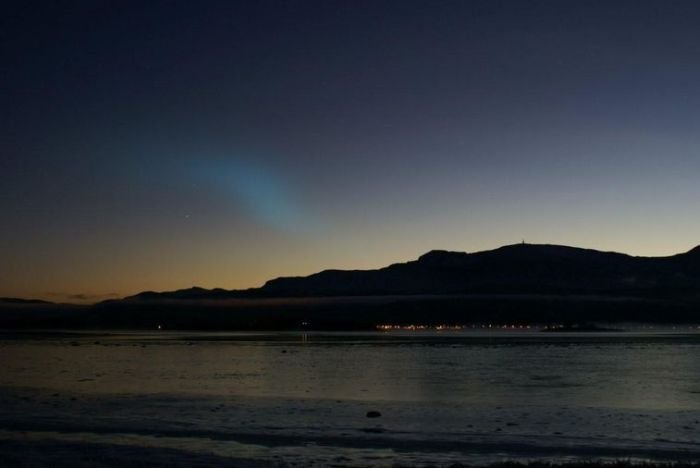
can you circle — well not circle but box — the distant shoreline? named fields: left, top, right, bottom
left=3, top=292, right=700, bottom=331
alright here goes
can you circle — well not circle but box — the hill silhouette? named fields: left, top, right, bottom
left=261, top=244, right=643, bottom=296
left=114, top=243, right=700, bottom=299
left=3, top=243, right=700, bottom=329
left=0, top=297, right=53, bottom=305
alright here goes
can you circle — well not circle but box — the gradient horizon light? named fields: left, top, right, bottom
left=3, top=1, right=700, bottom=302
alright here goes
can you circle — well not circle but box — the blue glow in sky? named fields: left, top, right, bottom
left=195, top=158, right=316, bottom=233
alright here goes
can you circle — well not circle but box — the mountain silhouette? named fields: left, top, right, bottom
left=99, top=243, right=700, bottom=301
left=0, top=297, right=53, bottom=305
left=256, top=243, right=700, bottom=297
left=4, top=243, right=700, bottom=330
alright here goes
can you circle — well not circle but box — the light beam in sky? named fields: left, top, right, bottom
left=195, top=158, right=316, bottom=233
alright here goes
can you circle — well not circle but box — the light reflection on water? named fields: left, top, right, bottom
left=2, top=330, right=700, bottom=411
left=3, top=330, right=700, bottom=464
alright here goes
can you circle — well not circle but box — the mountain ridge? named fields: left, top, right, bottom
left=5, top=243, right=700, bottom=306
left=4, top=243, right=700, bottom=329
left=104, top=242, right=700, bottom=302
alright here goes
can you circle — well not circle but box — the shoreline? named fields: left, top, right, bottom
left=2, top=437, right=700, bottom=468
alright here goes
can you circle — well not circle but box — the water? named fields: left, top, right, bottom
left=2, top=330, right=700, bottom=465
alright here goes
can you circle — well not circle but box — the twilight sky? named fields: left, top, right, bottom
left=3, top=1, right=700, bottom=302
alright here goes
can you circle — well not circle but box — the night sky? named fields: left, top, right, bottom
left=3, top=1, right=700, bottom=302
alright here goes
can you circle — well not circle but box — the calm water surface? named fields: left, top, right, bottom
left=2, top=330, right=700, bottom=465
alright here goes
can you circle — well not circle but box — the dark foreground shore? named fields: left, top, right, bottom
left=1, top=438, right=699, bottom=468
left=0, top=438, right=264, bottom=468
